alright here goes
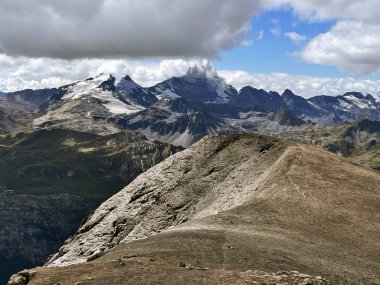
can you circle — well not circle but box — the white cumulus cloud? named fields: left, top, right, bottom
left=301, top=21, right=380, bottom=76
left=0, top=56, right=205, bottom=92
left=219, top=69, right=380, bottom=98
left=279, top=0, right=380, bottom=75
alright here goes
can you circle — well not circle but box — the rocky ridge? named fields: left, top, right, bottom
left=20, top=133, right=380, bottom=285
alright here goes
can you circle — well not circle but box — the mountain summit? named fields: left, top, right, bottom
left=148, top=63, right=238, bottom=103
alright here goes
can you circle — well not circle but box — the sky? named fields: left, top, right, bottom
left=0, top=0, right=380, bottom=98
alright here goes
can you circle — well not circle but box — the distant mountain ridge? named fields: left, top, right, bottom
left=2, top=66, right=379, bottom=147
left=5, top=70, right=378, bottom=121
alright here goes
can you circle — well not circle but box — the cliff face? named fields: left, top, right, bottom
left=0, top=192, right=95, bottom=285
left=14, top=134, right=379, bottom=285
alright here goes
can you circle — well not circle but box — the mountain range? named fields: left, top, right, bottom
left=1, top=66, right=380, bottom=284
left=1, top=68, right=378, bottom=148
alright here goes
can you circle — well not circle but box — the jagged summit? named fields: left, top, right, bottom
left=32, top=73, right=144, bottom=135
left=123, top=75, right=133, bottom=81
left=98, top=74, right=116, bottom=92
left=268, top=108, right=305, bottom=126
left=231, top=86, right=285, bottom=112
left=148, top=62, right=237, bottom=103
left=282, top=89, right=296, bottom=97
left=117, top=74, right=141, bottom=91
left=116, top=75, right=157, bottom=108
left=54, top=73, right=142, bottom=115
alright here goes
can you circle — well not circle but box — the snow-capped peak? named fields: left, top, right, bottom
left=61, top=73, right=114, bottom=100
left=60, top=73, right=143, bottom=115
left=338, top=91, right=378, bottom=110
left=180, top=61, right=236, bottom=103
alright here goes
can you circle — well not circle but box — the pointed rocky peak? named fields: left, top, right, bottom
left=282, top=89, right=307, bottom=104
left=237, top=86, right=272, bottom=98
left=231, top=86, right=285, bottom=112
left=97, top=74, right=116, bottom=92
left=282, top=89, right=296, bottom=98
left=239, top=86, right=258, bottom=93
left=123, top=75, right=133, bottom=81
left=268, top=108, right=305, bottom=126
left=116, top=74, right=141, bottom=94
left=151, top=63, right=237, bottom=104
left=114, top=75, right=156, bottom=108
left=277, top=89, right=323, bottom=117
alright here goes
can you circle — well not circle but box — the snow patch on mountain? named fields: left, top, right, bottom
left=154, top=86, right=181, bottom=100
left=342, top=94, right=375, bottom=109
left=61, top=74, right=142, bottom=115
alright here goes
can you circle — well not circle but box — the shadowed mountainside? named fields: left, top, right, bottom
left=0, top=129, right=180, bottom=284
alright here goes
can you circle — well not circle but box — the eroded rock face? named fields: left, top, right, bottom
left=0, top=193, right=95, bottom=285
left=47, top=134, right=287, bottom=266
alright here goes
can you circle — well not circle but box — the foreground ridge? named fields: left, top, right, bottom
left=9, top=134, right=380, bottom=285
